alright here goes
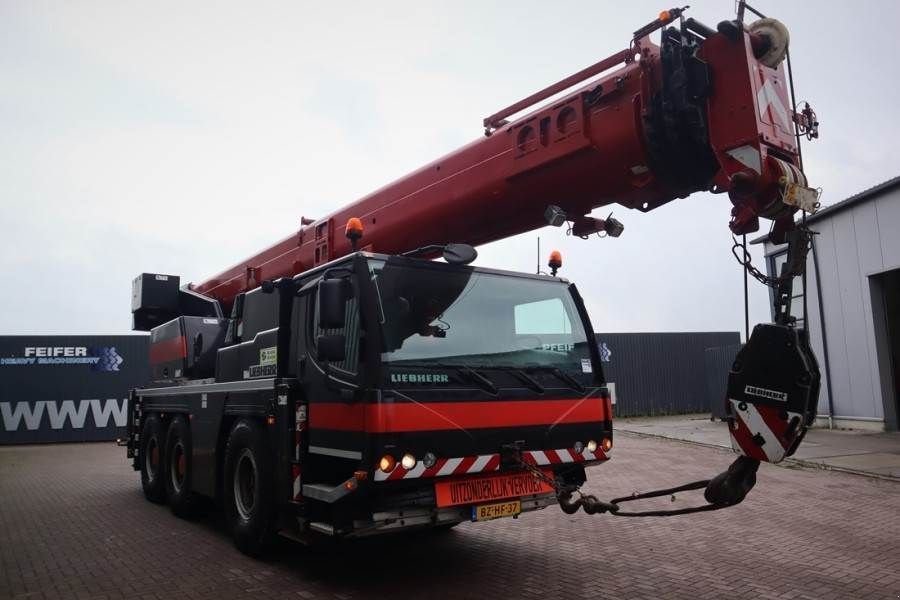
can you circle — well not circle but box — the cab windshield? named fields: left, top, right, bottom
left=368, top=258, right=593, bottom=375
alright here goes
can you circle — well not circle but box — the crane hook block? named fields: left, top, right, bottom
left=723, top=323, right=821, bottom=463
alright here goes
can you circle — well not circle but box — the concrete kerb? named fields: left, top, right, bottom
left=614, top=428, right=900, bottom=483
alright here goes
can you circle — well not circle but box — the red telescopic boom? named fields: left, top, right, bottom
left=193, top=9, right=817, bottom=313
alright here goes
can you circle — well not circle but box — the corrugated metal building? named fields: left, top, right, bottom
left=755, top=176, right=900, bottom=431
left=595, top=332, right=741, bottom=417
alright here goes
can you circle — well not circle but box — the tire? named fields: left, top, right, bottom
left=223, top=419, right=276, bottom=557
left=140, top=414, right=166, bottom=503
left=164, top=415, right=199, bottom=518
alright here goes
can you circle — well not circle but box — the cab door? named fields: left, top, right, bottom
left=297, top=271, right=367, bottom=483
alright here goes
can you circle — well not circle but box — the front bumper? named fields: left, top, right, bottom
left=318, top=491, right=558, bottom=537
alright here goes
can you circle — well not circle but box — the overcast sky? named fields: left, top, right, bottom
left=2, top=1, right=899, bottom=337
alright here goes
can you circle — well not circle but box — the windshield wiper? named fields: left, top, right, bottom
left=525, top=366, right=586, bottom=394
left=453, top=364, right=498, bottom=395
left=482, top=366, right=544, bottom=394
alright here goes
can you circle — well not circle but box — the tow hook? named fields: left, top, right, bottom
left=704, top=456, right=760, bottom=506
left=559, top=491, right=618, bottom=515
left=553, top=456, right=761, bottom=518
left=500, top=441, right=526, bottom=469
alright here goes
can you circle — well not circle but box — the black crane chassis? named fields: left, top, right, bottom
left=126, top=377, right=302, bottom=523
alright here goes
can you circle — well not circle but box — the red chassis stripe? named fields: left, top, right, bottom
left=309, top=398, right=608, bottom=433
left=309, top=402, right=366, bottom=431
left=149, top=336, right=186, bottom=364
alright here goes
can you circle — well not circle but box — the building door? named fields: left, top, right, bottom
left=872, top=268, right=900, bottom=430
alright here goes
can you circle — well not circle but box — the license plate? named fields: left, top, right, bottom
left=472, top=500, right=521, bottom=522
left=434, top=469, right=555, bottom=508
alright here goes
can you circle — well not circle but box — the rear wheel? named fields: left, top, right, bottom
left=140, top=414, right=165, bottom=503
left=224, top=419, right=275, bottom=557
left=164, top=416, right=199, bottom=517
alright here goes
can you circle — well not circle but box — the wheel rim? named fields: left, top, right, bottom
left=145, top=437, right=159, bottom=483
left=170, top=441, right=185, bottom=493
left=233, top=448, right=257, bottom=521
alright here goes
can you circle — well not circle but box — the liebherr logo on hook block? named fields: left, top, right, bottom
left=744, top=385, right=787, bottom=403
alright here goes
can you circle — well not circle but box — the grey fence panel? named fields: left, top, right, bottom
left=2, top=331, right=738, bottom=441
left=596, top=332, right=741, bottom=417
left=705, top=344, right=742, bottom=420
left=0, top=335, right=149, bottom=444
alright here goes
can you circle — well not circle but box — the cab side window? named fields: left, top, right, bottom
left=242, top=287, right=279, bottom=339
left=310, top=282, right=361, bottom=375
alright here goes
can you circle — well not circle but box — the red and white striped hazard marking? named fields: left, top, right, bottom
left=728, top=399, right=801, bottom=463
left=522, top=447, right=607, bottom=466
left=292, top=404, right=307, bottom=501
left=373, top=447, right=608, bottom=482
left=292, top=464, right=302, bottom=500
left=375, top=453, right=499, bottom=482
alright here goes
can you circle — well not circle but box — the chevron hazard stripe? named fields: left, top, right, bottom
left=293, top=404, right=307, bottom=501
left=522, top=447, right=608, bottom=465
left=373, top=447, right=608, bottom=482
left=375, top=453, right=500, bottom=482
left=728, top=399, right=801, bottom=463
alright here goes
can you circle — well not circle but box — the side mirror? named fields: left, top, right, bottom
left=317, top=334, right=346, bottom=362
left=442, top=243, right=477, bottom=265
left=319, top=279, right=349, bottom=329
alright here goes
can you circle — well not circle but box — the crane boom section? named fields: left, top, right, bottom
left=193, top=15, right=810, bottom=312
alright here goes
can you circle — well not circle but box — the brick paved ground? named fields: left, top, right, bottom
left=1, top=433, right=898, bottom=600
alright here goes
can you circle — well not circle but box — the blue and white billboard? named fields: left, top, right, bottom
left=0, top=336, right=149, bottom=444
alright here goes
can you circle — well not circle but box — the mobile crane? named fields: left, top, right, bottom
left=127, top=4, right=821, bottom=555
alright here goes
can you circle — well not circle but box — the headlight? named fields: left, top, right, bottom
left=379, top=455, right=396, bottom=473
left=601, top=437, right=613, bottom=452
left=401, top=453, right=417, bottom=470
left=586, top=439, right=598, bottom=453
left=423, top=452, right=437, bottom=468
left=574, top=441, right=585, bottom=453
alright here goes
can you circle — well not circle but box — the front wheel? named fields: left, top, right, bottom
left=223, top=419, right=275, bottom=557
